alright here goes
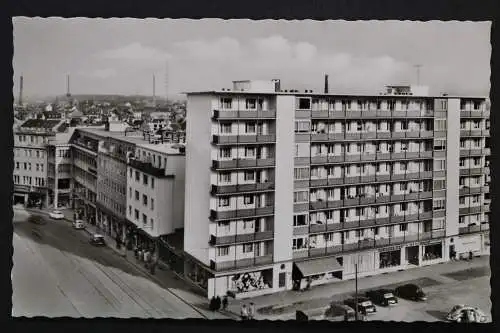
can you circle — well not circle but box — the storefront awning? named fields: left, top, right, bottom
left=294, top=257, right=343, bottom=277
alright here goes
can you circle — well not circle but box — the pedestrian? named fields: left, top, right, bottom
left=469, top=251, right=473, bottom=261
left=240, top=304, right=248, bottom=320
left=248, top=302, right=255, bottom=320
left=215, top=296, right=221, bottom=311
left=222, top=296, right=228, bottom=311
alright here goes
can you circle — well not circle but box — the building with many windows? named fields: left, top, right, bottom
left=184, top=80, right=490, bottom=299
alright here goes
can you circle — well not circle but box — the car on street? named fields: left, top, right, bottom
left=445, top=305, right=488, bottom=323
left=49, top=210, right=65, bottom=220
left=344, top=297, right=377, bottom=316
left=323, top=302, right=356, bottom=321
left=28, top=215, right=46, bottom=225
left=365, top=289, right=398, bottom=306
left=89, top=234, right=106, bottom=246
left=72, top=220, right=85, bottom=230
left=394, top=283, right=427, bottom=301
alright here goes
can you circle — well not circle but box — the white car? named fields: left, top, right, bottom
left=72, top=219, right=85, bottom=229
left=49, top=210, right=65, bottom=220
left=446, top=305, right=488, bottom=323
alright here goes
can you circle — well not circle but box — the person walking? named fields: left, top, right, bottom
left=240, top=304, right=248, bottom=320
left=248, top=302, right=255, bottom=320
left=222, top=296, right=228, bottom=311
left=469, top=251, right=473, bottom=261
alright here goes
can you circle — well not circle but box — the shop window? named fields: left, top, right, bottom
left=379, top=250, right=401, bottom=268
left=423, top=243, right=442, bottom=261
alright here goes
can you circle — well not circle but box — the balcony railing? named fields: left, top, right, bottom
left=211, top=182, right=275, bottom=195
left=212, top=109, right=276, bottom=119
left=212, top=134, right=276, bottom=144
left=459, top=223, right=489, bottom=235
left=460, top=110, right=489, bottom=118
left=212, top=158, right=275, bottom=170
left=209, top=230, right=274, bottom=246
left=310, top=152, right=434, bottom=165
left=210, top=206, right=275, bottom=220
left=210, top=254, right=273, bottom=271
left=129, top=158, right=166, bottom=178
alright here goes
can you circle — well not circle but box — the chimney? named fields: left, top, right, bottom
left=324, top=74, right=329, bottom=94
left=19, top=75, right=23, bottom=105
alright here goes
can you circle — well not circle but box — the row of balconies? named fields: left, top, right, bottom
left=459, top=185, right=489, bottom=196
left=458, top=205, right=490, bottom=216
left=212, top=134, right=276, bottom=145
left=211, top=182, right=274, bottom=195
left=210, top=206, right=275, bottom=221
left=309, top=151, right=433, bottom=164
left=459, top=168, right=487, bottom=176
left=307, top=171, right=434, bottom=187
left=209, top=230, right=274, bottom=246
left=212, top=158, right=275, bottom=170
left=294, top=212, right=434, bottom=235
left=305, top=191, right=433, bottom=211
left=302, top=130, right=435, bottom=142
left=128, top=158, right=166, bottom=178
left=458, top=223, right=489, bottom=235
left=460, top=129, right=490, bottom=137
left=292, top=230, right=446, bottom=260
left=459, top=148, right=490, bottom=157
left=212, top=110, right=277, bottom=120
left=460, top=110, right=490, bottom=118
left=296, top=110, right=435, bottom=119
left=210, top=254, right=273, bottom=271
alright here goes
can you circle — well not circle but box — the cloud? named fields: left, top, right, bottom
left=77, top=68, right=117, bottom=79
left=97, top=42, right=172, bottom=62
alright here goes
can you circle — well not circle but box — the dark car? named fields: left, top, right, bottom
left=366, top=289, right=398, bottom=306
left=394, top=283, right=427, bottom=301
left=344, top=297, right=377, bottom=316
left=324, top=303, right=356, bottom=321
left=89, top=234, right=106, bottom=246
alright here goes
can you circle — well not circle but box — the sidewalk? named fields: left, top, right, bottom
left=14, top=205, right=233, bottom=320
left=227, top=256, right=490, bottom=320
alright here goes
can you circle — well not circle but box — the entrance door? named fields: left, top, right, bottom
left=449, top=245, right=456, bottom=259
left=406, top=246, right=419, bottom=265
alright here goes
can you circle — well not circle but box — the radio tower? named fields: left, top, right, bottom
left=18, top=75, right=24, bottom=106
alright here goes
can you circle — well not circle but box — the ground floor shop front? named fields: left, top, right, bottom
left=455, top=232, right=490, bottom=258
left=13, top=188, right=48, bottom=208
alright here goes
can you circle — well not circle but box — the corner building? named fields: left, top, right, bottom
left=184, top=80, right=490, bottom=299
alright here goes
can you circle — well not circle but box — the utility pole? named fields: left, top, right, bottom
left=414, top=64, right=422, bottom=85
left=355, top=263, right=359, bottom=321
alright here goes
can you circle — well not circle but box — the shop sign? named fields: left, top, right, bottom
left=378, top=245, right=403, bottom=252
left=420, top=240, right=442, bottom=246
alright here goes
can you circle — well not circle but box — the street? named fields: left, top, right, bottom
left=12, top=208, right=205, bottom=318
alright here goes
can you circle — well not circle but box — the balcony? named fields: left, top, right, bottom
left=210, top=254, right=273, bottom=271
left=310, top=178, right=328, bottom=187
left=310, top=156, right=327, bottom=164
left=329, top=111, right=346, bottom=119
left=212, top=110, right=276, bottom=120
left=311, top=133, right=329, bottom=142
left=212, top=158, right=275, bottom=170
left=128, top=158, right=166, bottom=178
left=311, top=110, right=329, bottom=118
left=345, top=111, right=362, bottom=118
left=211, top=182, right=274, bottom=195
left=209, top=230, right=274, bottom=246
left=210, top=206, right=274, bottom=220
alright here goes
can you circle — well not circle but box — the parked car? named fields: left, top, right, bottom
left=28, top=215, right=46, bottom=225
left=394, top=283, right=427, bottom=301
left=365, top=289, right=398, bottom=306
left=72, top=219, right=85, bottom=230
left=49, top=210, right=65, bottom=220
left=446, top=305, right=488, bottom=323
left=324, top=303, right=356, bottom=321
left=89, top=234, right=106, bottom=246
left=344, top=297, right=377, bottom=316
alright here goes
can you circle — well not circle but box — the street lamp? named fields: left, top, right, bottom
left=354, top=254, right=361, bottom=321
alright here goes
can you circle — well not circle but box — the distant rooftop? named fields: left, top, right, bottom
left=20, top=119, right=61, bottom=130
left=137, top=142, right=185, bottom=155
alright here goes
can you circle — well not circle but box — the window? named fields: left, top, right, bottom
left=294, top=190, right=309, bottom=203
left=245, top=123, right=256, bottom=134
left=218, top=197, right=230, bottom=207
left=401, top=203, right=407, bottom=212
left=220, top=123, right=232, bottom=134
left=293, top=238, right=306, bottom=250
left=473, top=157, right=481, bottom=166
left=221, top=98, right=232, bottom=109
left=434, top=139, right=446, bottom=151
left=243, top=243, right=253, bottom=253
left=219, top=172, right=231, bottom=183
left=460, top=121, right=466, bottom=129
left=217, top=246, right=229, bottom=256
left=151, top=178, right=155, bottom=189
left=150, top=218, right=154, bottom=229
left=293, top=214, right=308, bottom=226
left=433, top=199, right=446, bottom=210
left=244, top=171, right=255, bottom=181
left=220, top=148, right=231, bottom=158
left=472, top=195, right=480, bottom=204
left=143, top=194, right=148, bottom=206
left=434, top=119, right=447, bottom=131
left=440, top=100, right=447, bottom=110
left=135, top=171, right=140, bottom=181
left=142, top=214, right=147, bottom=225
left=460, top=140, right=466, bottom=148
left=129, top=168, right=132, bottom=178
left=15, top=162, right=19, bottom=169
left=433, top=179, right=446, bottom=191
left=134, top=209, right=139, bottom=220
left=295, top=120, right=311, bottom=133
left=135, top=190, right=139, bottom=200
left=399, top=223, right=408, bottom=232
left=128, top=205, right=132, bottom=215
left=129, top=187, right=132, bottom=198
left=294, top=167, right=310, bottom=180
left=473, top=101, right=481, bottom=110
left=244, top=147, right=256, bottom=158
left=433, top=218, right=445, bottom=230
left=298, top=98, right=311, bottom=110
left=246, top=98, right=257, bottom=110
left=143, top=174, right=148, bottom=185
left=243, top=195, right=254, bottom=205
left=459, top=159, right=465, bottom=167
left=434, top=159, right=446, bottom=171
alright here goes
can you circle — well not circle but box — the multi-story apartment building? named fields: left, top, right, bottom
left=184, top=80, right=490, bottom=299
left=13, top=119, right=65, bottom=207
left=126, top=143, right=185, bottom=253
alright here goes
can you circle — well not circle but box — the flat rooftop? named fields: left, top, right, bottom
left=137, top=142, right=185, bottom=155
left=76, top=127, right=149, bottom=145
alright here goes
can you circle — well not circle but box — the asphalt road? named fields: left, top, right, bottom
left=12, top=209, right=204, bottom=318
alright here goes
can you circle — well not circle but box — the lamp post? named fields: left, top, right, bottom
left=355, top=262, right=359, bottom=321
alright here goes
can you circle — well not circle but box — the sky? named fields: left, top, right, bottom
left=13, top=18, right=491, bottom=100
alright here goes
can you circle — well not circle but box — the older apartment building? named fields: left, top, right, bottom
left=184, top=80, right=490, bottom=299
